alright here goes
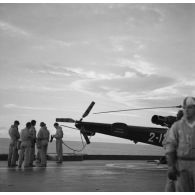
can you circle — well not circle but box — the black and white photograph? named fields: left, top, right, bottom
left=0, top=2, right=195, bottom=192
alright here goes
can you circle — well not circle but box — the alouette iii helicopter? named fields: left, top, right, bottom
left=56, top=101, right=183, bottom=148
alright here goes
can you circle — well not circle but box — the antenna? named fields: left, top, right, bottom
left=93, top=105, right=182, bottom=115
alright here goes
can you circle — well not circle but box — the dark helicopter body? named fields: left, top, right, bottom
left=56, top=101, right=181, bottom=147
left=75, top=121, right=167, bottom=147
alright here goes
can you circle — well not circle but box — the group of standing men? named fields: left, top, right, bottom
left=8, top=120, right=63, bottom=168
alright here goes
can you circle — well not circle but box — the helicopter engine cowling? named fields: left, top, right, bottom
left=111, top=122, right=128, bottom=134
left=151, top=115, right=176, bottom=128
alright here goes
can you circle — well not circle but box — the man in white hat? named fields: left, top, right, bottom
left=165, top=96, right=195, bottom=191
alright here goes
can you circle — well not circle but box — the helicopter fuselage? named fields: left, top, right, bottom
left=75, top=121, right=167, bottom=147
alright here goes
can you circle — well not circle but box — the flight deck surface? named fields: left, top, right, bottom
left=0, top=160, right=167, bottom=192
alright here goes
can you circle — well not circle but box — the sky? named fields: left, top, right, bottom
left=0, top=3, right=194, bottom=143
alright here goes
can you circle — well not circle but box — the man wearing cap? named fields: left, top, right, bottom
left=52, top=123, right=63, bottom=163
left=165, top=96, right=195, bottom=191
left=37, top=122, right=50, bottom=167
left=8, top=120, right=20, bottom=167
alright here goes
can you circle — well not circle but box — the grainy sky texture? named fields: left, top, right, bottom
left=0, top=3, right=194, bottom=142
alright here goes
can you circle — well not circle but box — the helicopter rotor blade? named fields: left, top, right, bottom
left=81, top=101, right=95, bottom=119
left=56, top=118, right=75, bottom=123
left=93, top=105, right=182, bottom=115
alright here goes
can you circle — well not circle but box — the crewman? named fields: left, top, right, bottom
left=36, top=137, right=41, bottom=164
left=29, top=120, right=36, bottom=167
left=8, top=120, right=20, bottom=167
left=53, top=123, right=63, bottom=163
left=18, top=122, right=33, bottom=168
left=37, top=122, right=50, bottom=167
left=165, top=96, right=195, bottom=191
left=162, top=109, right=184, bottom=147
left=163, top=109, right=183, bottom=191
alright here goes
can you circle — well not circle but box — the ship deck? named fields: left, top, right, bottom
left=0, top=160, right=167, bottom=192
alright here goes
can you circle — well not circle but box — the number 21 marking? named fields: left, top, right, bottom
left=148, top=132, right=155, bottom=142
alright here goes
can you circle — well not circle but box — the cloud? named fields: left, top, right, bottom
left=66, top=67, right=136, bottom=80
left=64, top=71, right=178, bottom=109
left=4, top=104, right=61, bottom=111
left=27, top=62, right=136, bottom=81
left=118, top=57, right=156, bottom=76
left=25, top=61, right=180, bottom=108
left=108, top=35, right=146, bottom=54
left=0, top=20, right=30, bottom=37
left=48, top=39, right=90, bottom=48
left=87, top=4, right=164, bottom=26
left=87, top=74, right=175, bottom=93
left=38, top=70, right=71, bottom=77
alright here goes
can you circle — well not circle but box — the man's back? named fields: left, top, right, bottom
left=20, top=128, right=31, bottom=142
left=9, top=125, right=20, bottom=141
left=29, top=126, right=36, bottom=138
left=37, top=127, right=50, bottom=141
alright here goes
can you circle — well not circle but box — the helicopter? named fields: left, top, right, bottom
left=56, top=101, right=183, bottom=148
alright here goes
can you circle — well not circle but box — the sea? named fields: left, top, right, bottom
left=0, top=138, right=164, bottom=156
